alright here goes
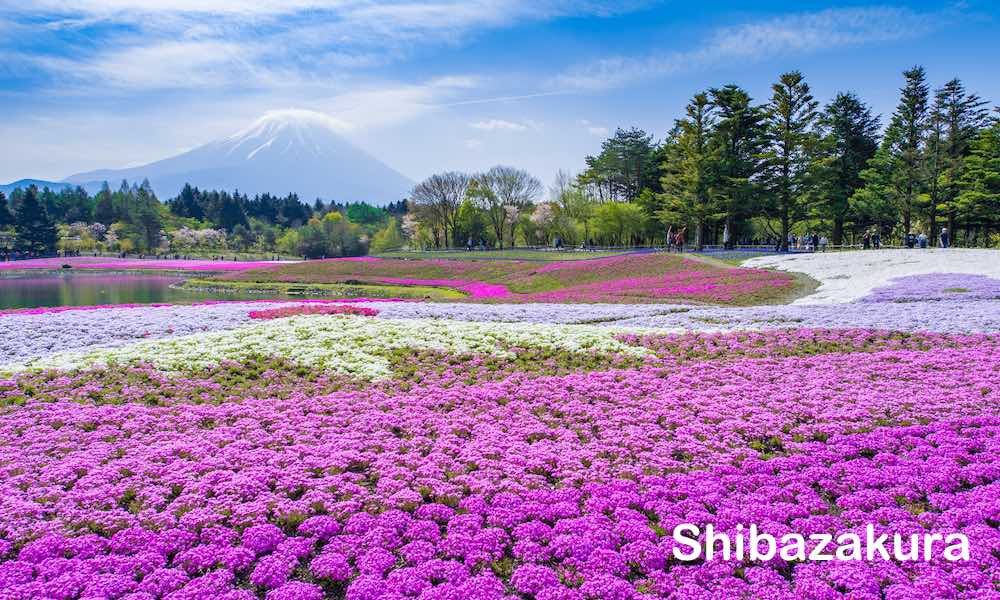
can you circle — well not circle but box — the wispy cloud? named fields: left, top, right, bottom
left=0, top=0, right=650, bottom=92
left=578, top=119, right=608, bottom=136
left=552, top=6, right=945, bottom=91
left=470, top=118, right=541, bottom=131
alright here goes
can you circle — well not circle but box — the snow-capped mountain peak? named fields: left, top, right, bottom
left=63, top=109, right=412, bottom=204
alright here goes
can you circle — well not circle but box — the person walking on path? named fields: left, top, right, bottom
left=674, top=227, right=686, bottom=252
left=665, top=225, right=673, bottom=252
left=940, top=228, right=950, bottom=248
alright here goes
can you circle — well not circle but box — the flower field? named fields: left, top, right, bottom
left=0, top=254, right=998, bottom=599
left=217, top=253, right=798, bottom=305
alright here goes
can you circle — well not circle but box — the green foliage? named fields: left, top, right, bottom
left=710, top=84, right=767, bottom=247
left=291, top=212, right=367, bottom=258
left=814, top=92, right=880, bottom=244
left=955, top=120, right=1000, bottom=232
left=589, top=201, right=646, bottom=246
left=370, top=217, right=405, bottom=253
left=759, top=71, right=821, bottom=250
left=658, top=92, right=720, bottom=248
left=0, top=191, right=13, bottom=230
left=579, top=127, right=659, bottom=202
left=13, top=186, right=59, bottom=254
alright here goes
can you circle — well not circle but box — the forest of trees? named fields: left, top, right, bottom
left=407, top=66, right=999, bottom=250
left=2, top=65, right=997, bottom=259
left=0, top=179, right=406, bottom=259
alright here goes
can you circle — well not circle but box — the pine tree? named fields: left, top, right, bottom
left=94, top=182, right=116, bottom=225
left=955, top=118, right=1000, bottom=242
left=891, top=66, right=930, bottom=236
left=709, top=84, right=766, bottom=249
left=816, top=92, right=880, bottom=245
left=0, top=192, right=13, bottom=230
left=658, top=92, right=719, bottom=249
left=13, top=186, right=58, bottom=255
left=760, top=71, right=820, bottom=251
left=931, top=79, right=991, bottom=242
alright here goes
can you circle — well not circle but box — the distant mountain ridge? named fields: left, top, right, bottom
left=0, top=179, right=105, bottom=196
left=59, top=110, right=414, bottom=205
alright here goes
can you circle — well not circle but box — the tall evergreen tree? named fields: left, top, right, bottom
left=955, top=117, right=1000, bottom=241
left=890, top=66, right=930, bottom=236
left=94, top=182, right=116, bottom=225
left=709, top=84, right=766, bottom=248
left=658, top=92, right=719, bottom=249
left=931, top=78, right=991, bottom=242
left=579, top=128, right=659, bottom=201
left=13, top=186, right=58, bottom=255
left=816, top=92, right=880, bottom=245
left=760, top=71, right=820, bottom=251
left=0, top=191, right=13, bottom=230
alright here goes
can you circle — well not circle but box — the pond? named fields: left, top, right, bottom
left=0, top=272, right=269, bottom=310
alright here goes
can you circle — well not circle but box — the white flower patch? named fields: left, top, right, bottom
left=603, top=300, right=1000, bottom=333
left=3, top=316, right=651, bottom=379
left=0, top=302, right=322, bottom=363
left=744, top=249, right=1000, bottom=305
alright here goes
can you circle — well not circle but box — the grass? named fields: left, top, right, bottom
left=178, top=278, right=466, bottom=301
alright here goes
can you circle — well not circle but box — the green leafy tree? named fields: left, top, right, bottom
left=370, top=217, right=405, bottom=252
left=14, top=186, right=59, bottom=255
left=0, top=191, right=13, bottom=230
left=710, top=84, right=766, bottom=248
left=470, top=166, right=541, bottom=248
left=94, top=182, right=116, bottom=226
left=760, top=71, right=820, bottom=251
left=658, top=92, right=719, bottom=249
left=955, top=118, right=1000, bottom=241
left=931, top=79, right=991, bottom=242
left=589, top=201, right=646, bottom=246
left=815, top=92, right=880, bottom=245
left=861, top=66, right=929, bottom=238
left=579, top=128, right=659, bottom=201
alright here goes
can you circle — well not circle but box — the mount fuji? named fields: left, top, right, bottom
left=63, top=110, right=415, bottom=205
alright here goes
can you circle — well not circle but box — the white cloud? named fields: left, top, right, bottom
left=465, top=138, right=484, bottom=150
left=470, top=119, right=533, bottom=131
left=552, top=6, right=942, bottom=91
left=578, top=119, right=608, bottom=136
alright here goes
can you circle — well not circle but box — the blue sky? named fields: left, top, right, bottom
left=0, top=0, right=997, bottom=189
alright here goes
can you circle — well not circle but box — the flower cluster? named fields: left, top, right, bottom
left=248, top=304, right=380, bottom=320
left=2, top=315, right=649, bottom=377
left=0, top=330, right=996, bottom=598
left=859, top=273, right=1000, bottom=303
left=223, top=253, right=795, bottom=305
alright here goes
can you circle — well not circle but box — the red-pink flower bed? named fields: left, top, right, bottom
left=376, top=278, right=512, bottom=299
left=513, top=269, right=791, bottom=304
left=225, top=253, right=796, bottom=305
left=248, top=304, right=380, bottom=320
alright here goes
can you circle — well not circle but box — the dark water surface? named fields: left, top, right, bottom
left=0, top=272, right=264, bottom=310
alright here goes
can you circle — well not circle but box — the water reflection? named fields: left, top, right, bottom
left=0, top=272, right=263, bottom=310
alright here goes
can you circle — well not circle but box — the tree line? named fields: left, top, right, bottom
left=406, top=66, right=999, bottom=250
left=0, top=179, right=407, bottom=259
